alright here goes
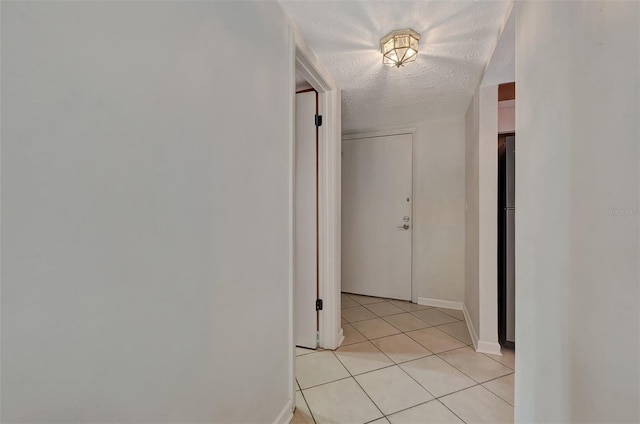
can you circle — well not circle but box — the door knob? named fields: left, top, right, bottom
left=397, top=224, right=410, bottom=230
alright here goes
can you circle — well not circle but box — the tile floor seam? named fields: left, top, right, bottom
left=330, top=293, right=513, bottom=423
left=333, top=337, right=442, bottom=419
left=436, top=347, right=513, bottom=384
left=381, top=398, right=468, bottom=424
left=437, top=308, right=467, bottom=320
left=435, top=381, right=515, bottom=423
left=342, top=323, right=369, bottom=346
left=434, top=397, right=469, bottom=424
left=334, top=340, right=398, bottom=376
left=434, top=353, right=485, bottom=385
left=432, top=379, right=510, bottom=403
left=330, top=348, right=387, bottom=421
left=408, top=311, right=464, bottom=326
left=364, top=417, right=389, bottom=424
left=362, top=321, right=505, bottom=399
left=357, top=317, right=500, bottom=371
left=299, top=375, right=353, bottom=391
left=365, top=309, right=417, bottom=319
left=482, top=380, right=515, bottom=406
left=407, top=331, right=472, bottom=355
left=344, top=316, right=385, bottom=324
left=351, top=318, right=407, bottom=336
left=404, top=333, right=474, bottom=356
left=433, top=323, right=474, bottom=345
left=298, top=388, right=318, bottom=424
left=481, top=350, right=515, bottom=371
left=394, top=358, right=438, bottom=399
left=379, top=352, right=509, bottom=403
left=479, top=371, right=515, bottom=384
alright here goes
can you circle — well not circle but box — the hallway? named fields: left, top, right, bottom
left=294, top=293, right=514, bottom=424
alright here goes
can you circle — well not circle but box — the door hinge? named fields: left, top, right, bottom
left=315, top=115, right=323, bottom=127
left=316, top=299, right=323, bottom=311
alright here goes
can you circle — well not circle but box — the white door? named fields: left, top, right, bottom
left=294, top=90, right=318, bottom=349
left=341, top=134, right=412, bottom=301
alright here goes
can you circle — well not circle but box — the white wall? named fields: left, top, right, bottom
left=515, top=1, right=639, bottom=422
left=477, top=85, right=499, bottom=351
left=463, top=4, right=513, bottom=353
left=464, top=84, right=501, bottom=353
left=464, top=92, right=480, bottom=333
left=415, top=118, right=466, bottom=304
left=1, top=2, right=294, bottom=422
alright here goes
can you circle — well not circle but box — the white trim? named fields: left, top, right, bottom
left=337, top=327, right=345, bottom=348
left=418, top=297, right=464, bottom=310
left=462, top=303, right=502, bottom=355
left=272, top=398, right=294, bottom=424
left=462, top=303, right=480, bottom=349
left=293, top=26, right=342, bottom=351
left=286, top=25, right=296, bottom=418
left=477, top=340, right=503, bottom=355
left=341, top=127, right=419, bottom=303
left=411, top=127, right=420, bottom=304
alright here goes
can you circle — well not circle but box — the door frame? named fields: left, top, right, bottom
left=286, top=25, right=342, bottom=418
left=342, top=127, right=419, bottom=304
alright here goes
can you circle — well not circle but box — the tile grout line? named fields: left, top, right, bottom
left=478, top=372, right=516, bottom=406
left=435, top=347, right=513, bottom=383
left=300, top=293, right=514, bottom=421
left=435, top=398, right=469, bottom=424
left=357, top=295, right=513, bottom=413
left=380, top=397, right=468, bottom=424
left=343, top=303, right=490, bottom=422
left=297, top=387, right=318, bottom=424
left=481, top=349, right=515, bottom=371
left=343, top=307, right=465, bottom=330
left=333, top=327, right=453, bottom=420
left=299, top=375, right=354, bottom=391
left=300, top=349, right=513, bottom=406
left=343, top=292, right=509, bottom=357
left=329, top=349, right=388, bottom=421
left=341, top=322, right=370, bottom=346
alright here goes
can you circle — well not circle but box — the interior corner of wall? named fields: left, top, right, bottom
left=462, top=302, right=479, bottom=350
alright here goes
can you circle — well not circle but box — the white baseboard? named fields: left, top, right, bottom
left=477, top=340, right=502, bottom=355
left=273, top=398, right=294, bottom=424
left=462, top=303, right=479, bottom=349
left=337, top=327, right=345, bottom=348
left=462, top=303, right=502, bottom=356
left=417, top=297, right=463, bottom=310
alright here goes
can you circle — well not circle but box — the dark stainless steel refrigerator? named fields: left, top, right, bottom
left=498, top=135, right=515, bottom=348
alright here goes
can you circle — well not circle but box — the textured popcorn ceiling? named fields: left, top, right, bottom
left=279, top=1, right=512, bottom=132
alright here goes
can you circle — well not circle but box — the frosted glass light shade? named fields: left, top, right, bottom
left=380, top=29, right=420, bottom=68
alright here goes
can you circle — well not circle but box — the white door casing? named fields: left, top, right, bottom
left=294, top=90, right=318, bottom=349
left=341, top=134, right=413, bottom=301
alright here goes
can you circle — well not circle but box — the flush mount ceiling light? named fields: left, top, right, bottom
left=380, top=28, right=420, bottom=68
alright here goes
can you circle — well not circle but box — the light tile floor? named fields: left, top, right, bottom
left=293, top=293, right=515, bottom=424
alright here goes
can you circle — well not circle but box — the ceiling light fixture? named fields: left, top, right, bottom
left=380, top=28, right=420, bottom=68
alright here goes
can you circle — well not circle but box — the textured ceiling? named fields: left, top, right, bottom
left=279, top=0, right=512, bottom=132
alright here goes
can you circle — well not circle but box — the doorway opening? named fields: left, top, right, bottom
left=288, top=28, right=343, bottom=418
left=294, top=72, right=319, bottom=350
left=497, top=82, right=515, bottom=350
